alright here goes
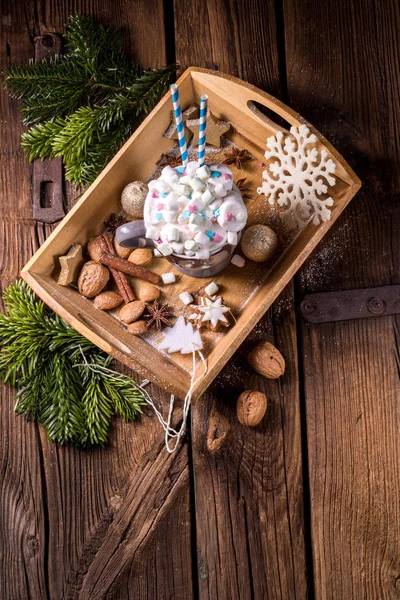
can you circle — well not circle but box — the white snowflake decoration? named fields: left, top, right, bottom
left=158, top=316, right=203, bottom=354
left=257, top=124, right=336, bottom=228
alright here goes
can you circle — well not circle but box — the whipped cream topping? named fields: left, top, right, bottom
left=144, top=162, right=247, bottom=259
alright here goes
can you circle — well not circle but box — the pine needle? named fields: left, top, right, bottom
left=3, top=14, right=176, bottom=186
left=0, top=280, right=147, bottom=447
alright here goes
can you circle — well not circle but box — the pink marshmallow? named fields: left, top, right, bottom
left=213, top=233, right=223, bottom=243
left=188, top=204, right=197, bottom=213
left=222, top=173, right=232, bottom=180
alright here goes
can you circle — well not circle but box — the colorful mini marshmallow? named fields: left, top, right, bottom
left=144, top=161, right=247, bottom=258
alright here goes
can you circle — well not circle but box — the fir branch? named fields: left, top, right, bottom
left=21, top=119, right=66, bottom=161
left=0, top=280, right=147, bottom=447
left=3, top=14, right=176, bottom=185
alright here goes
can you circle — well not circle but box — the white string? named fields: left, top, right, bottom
left=164, top=347, right=207, bottom=453
left=74, top=346, right=207, bottom=453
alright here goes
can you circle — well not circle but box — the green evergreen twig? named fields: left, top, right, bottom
left=0, top=280, right=147, bottom=447
left=3, top=14, right=176, bottom=185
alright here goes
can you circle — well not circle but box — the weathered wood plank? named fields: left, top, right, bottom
left=0, top=2, right=193, bottom=599
left=284, top=0, right=400, bottom=597
left=175, top=1, right=308, bottom=597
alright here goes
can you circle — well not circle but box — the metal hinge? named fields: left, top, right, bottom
left=299, top=285, right=400, bottom=323
left=32, top=33, right=65, bottom=224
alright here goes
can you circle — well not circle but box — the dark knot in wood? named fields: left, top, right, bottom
left=206, top=408, right=230, bottom=454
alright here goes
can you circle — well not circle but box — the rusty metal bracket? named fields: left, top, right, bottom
left=299, top=285, right=400, bottom=323
left=32, top=33, right=65, bottom=223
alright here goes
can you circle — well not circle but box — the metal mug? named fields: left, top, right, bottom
left=116, top=220, right=239, bottom=278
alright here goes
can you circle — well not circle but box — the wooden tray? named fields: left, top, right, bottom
left=21, top=67, right=361, bottom=401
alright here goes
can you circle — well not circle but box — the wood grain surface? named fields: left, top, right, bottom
left=0, top=1, right=399, bottom=599
left=284, top=0, right=400, bottom=597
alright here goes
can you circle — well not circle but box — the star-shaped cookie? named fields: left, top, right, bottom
left=58, top=243, right=84, bottom=286
left=189, top=296, right=231, bottom=331
left=186, top=112, right=231, bottom=148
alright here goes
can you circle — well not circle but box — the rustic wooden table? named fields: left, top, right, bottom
left=1, top=1, right=399, bottom=598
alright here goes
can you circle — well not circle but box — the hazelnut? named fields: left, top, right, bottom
left=114, top=238, right=132, bottom=259
left=93, top=291, right=123, bottom=310
left=87, top=236, right=103, bottom=262
left=127, top=320, right=147, bottom=335
left=78, top=261, right=110, bottom=298
left=119, top=301, right=146, bottom=324
left=237, top=390, right=268, bottom=427
left=128, top=248, right=153, bottom=267
left=136, top=281, right=160, bottom=302
left=248, top=341, right=285, bottom=379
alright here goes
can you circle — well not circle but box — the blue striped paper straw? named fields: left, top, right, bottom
left=170, top=84, right=188, bottom=167
left=197, top=94, right=208, bottom=166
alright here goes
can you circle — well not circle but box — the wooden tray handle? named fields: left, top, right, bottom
left=190, top=69, right=304, bottom=135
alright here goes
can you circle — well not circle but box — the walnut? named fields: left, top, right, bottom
left=78, top=261, right=110, bottom=298
left=248, top=341, right=285, bottom=379
left=237, top=390, right=267, bottom=427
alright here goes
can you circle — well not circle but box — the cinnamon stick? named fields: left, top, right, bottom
left=99, top=252, right=161, bottom=285
left=98, top=235, right=135, bottom=303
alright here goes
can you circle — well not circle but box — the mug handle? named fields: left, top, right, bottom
left=115, top=221, right=155, bottom=249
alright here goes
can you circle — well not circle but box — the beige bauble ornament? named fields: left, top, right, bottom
left=240, top=225, right=278, bottom=262
left=121, top=181, right=148, bottom=218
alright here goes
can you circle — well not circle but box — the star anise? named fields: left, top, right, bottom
left=236, top=177, right=251, bottom=200
left=104, top=213, right=124, bottom=232
left=222, top=147, right=253, bottom=170
left=145, top=301, right=174, bottom=330
left=158, top=153, right=182, bottom=168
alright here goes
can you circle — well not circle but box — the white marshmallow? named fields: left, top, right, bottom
left=178, top=195, right=188, bottom=205
left=184, top=240, right=197, bottom=251
left=189, top=177, right=206, bottom=191
left=184, top=250, right=195, bottom=256
left=221, top=177, right=233, bottom=191
left=231, top=254, right=245, bottom=267
left=161, top=166, right=179, bottom=183
left=236, top=210, right=247, bottom=222
left=209, top=198, right=222, bottom=210
left=172, top=183, right=190, bottom=196
left=162, top=272, right=176, bottom=284
left=172, top=241, right=184, bottom=254
left=178, top=213, right=187, bottom=224
left=189, top=222, right=202, bottom=233
left=146, top=226, right=159, bottom=241
left=191, top=190, right=203, bottom=202
left=179, top=291, right=194, bottom=305
left=201, top=189, right=213, bottom=205
left=154, top=249, right=162, bottom=257
left=161, top=224, right=179, bottom=242
left=189, top=213, right=205, bottom=226
left=205, top=281, right=219, bottom=296
left=196, top=165, right=211, bottom=180
left=227, top=231, right=238, bottom=245
left=157, top=242, right=173, bottom=256
left=194, top=231, right=210, bottom=246
left=214, top=183, right=227, bottom=197
left=166, top=192, right=179, bottom=211
left=148, top=179, right=171, bottom=194
left=179, top=175, right=193, bottom=185
left=185, top=161, right=200, bottom=176
left=196, top=249, right=210, bottom=260
left=164, top=210, right=177, bottom=223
